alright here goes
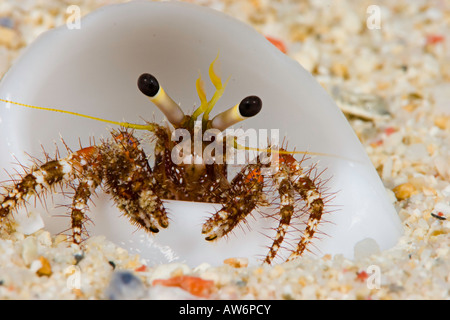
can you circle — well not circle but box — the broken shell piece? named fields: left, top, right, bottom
left=14, top=210, right=45, bottom=235
left=331, top=86, right=391, bottom=121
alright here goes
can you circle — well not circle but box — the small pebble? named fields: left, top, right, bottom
left=0, top=25, right=17, bottom=48
left=21, top=236, right=38, bottom=266
left=108, top=260, right=116, bottom=269
left=392, top=182, right=417, bottom=201
left=74, top=252, right=84, bottom=265
left=29, top=259, right=42, bottom=273
left=105, top=271, right=145, bottom=300
left=36, top=256, right=52, bottom=277
left=223, top=257, right=249, bottom=268
left=434, top=116, right=450, bottom=130
left=0, top=17, right=14, bottom=29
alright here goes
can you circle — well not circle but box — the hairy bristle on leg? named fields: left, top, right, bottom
left=202, top=164, right=264, bottom=241
left=264, top=168, right=295, bottom=264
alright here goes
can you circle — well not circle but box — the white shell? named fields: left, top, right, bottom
left=0, top=2, right=402, bottom=266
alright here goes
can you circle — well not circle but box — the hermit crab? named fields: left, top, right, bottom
left=0, top=2, right=403, bottom=265
left=0, top=57, right=331, bottom=264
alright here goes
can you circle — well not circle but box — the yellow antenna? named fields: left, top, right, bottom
left=0, top=99, right=156, bottom=131
left=0, top=98, right=349, bottom=160
left=233, top=138, right=357, bottom=162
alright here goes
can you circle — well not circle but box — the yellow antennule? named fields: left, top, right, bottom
left=202, top=53, right=230, bottom=122
left=0, top=99, right=156, bottom=131
left=191, top=72, right=209, bottom=121
left=209, top=52, right=223, bottom=90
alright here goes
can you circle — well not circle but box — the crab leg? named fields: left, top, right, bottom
left=202, top=164, right=264, bottom=241
left=264, top=168, right=295, bottom=264
left=287, top=174, right=325, bottom=260
left=1, top=130, right=171, bottom=242
left=70, top=179, right=97, bottom=244
left=276, top=153, right=325, bottom=261
left=0, top=157, right=75, bottom=224
left=0, top=142, right=105, bottom=239
left=64, top=146, right=103, bottom=243
left=103, top=130, right=169, bottom=233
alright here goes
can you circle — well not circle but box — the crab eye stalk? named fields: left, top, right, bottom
left=138, top=73, right=185, bottom=127
left=210, top=95, right=262, bottom=131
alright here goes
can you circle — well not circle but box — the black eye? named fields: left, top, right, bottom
left=138, top=73, right=160, bottom=97
left=239, top=95, right=262, bottom=117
